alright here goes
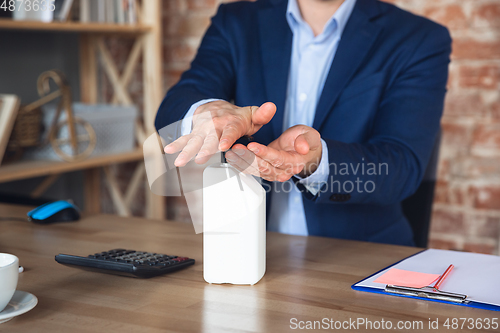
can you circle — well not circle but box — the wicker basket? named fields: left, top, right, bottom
left=8, top=106, right=43, bottom=149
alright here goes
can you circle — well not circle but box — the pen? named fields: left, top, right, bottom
left=433, top=264, right=454, bottom=291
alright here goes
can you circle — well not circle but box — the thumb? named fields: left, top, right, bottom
left=294, top=134, right=310, bottom=155
left=251, top=102, right=276, bottom=127
left=294, top=130, right=321, bottom=155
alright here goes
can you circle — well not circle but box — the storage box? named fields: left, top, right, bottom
left=23, top=103, right=137, bottom=161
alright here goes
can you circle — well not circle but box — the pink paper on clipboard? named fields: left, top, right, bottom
left=373, top=268, right=440, bottom=288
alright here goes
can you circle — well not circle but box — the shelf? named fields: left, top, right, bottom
left=0, top=149, right=144, bottom=183
left=0, top=18, right=151, bottom=34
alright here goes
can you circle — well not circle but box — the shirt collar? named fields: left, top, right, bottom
left=286, top=0, right=357, bottom=39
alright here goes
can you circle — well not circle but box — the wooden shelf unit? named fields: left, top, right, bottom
left=0, top=1, right=164, bottom=219
left=0, top=18, right=150, bottom=34
left=0, top=149, right=143, bottom=183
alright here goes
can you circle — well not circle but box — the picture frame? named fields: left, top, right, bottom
left=0, top=94, right=20, bottom=165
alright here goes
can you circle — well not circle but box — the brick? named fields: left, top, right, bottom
left=459, top=65, right=500, bottom=90
left=428, top=238, right=461, bottom=251
left=443, top=91, right=485, bottom=118
left=436, top=158, right=450, bottom=181
left=440, top=121, right=472, bottom=156
left=163, top=40, right=197, bottom=63
left=463, top=242, right=496, bottom=255
left=424, top=5, right=467, bottom=30
left=492, top=100, right=500, bottom=118
left=164, top=15, right=212, bottom=38
left=166, top=197, right=191, bottom=222
left=162, top=0, right=188, bottom=15
left=461, top=157, right=500, bottom=178
left=433, top=180, right=464, bottom=205
left=164, top=68, right=186, bottom=89
left=472, top=3, right=500, bottom=29
left=469, top=185, right=500, bottom=210
left=187, top=0, right=217, bottom=10
left=434, top=180, right=449, bottom=204
left=471, top=123, right=500, bottom=156
left=452, top=39, right=500, bottom=60
left=476, top=216, right=500, bottom=239
left=431, top=208, right=465, bottom=235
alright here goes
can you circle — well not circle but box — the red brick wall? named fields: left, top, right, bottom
left=386, top=0, right=500, bottom=255
left=159, top=0, right=500, bottom=254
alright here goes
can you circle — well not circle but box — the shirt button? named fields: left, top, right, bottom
left=299, top=93, right=307, bottom=101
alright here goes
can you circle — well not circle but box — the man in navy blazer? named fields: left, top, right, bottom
left=155, top=0, right=451, bottom=246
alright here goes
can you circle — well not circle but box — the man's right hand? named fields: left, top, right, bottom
left=164, top=100, right=276, bottom=167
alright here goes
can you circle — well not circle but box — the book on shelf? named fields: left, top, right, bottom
left=58, top=0, right=74, bottom=21
left=80, top=0, right=138, bottom=24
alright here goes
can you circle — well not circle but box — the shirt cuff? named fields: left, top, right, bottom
left=181, top=98, right=222, bottom=136
left=295, top=139, right=329, bottom=196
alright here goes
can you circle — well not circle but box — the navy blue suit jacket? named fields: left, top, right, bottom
left=155, top=0, right=451, bottom=246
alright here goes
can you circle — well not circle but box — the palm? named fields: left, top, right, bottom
left=226, top=124, right=323, bottom=181
left=269, top=125, right=321, bottom=158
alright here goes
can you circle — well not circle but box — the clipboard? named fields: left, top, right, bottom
left=351, top=249, right=500, bottom=312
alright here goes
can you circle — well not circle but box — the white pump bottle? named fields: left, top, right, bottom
left=202, top=163, right=266, bottom=285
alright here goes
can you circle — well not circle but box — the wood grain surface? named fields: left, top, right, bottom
left=0, top=204, right=497, bottom=332
left=0, top=149, right=143, bottom=183
left=0, top=19, right=150, bottom=34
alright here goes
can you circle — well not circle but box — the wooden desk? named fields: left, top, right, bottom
left=0, top=204, right=497, bottom=332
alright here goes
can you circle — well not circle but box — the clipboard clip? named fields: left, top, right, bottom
left=385, top=285, right=469, bottom=304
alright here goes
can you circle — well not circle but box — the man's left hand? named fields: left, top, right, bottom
left=225, top=125, right=322, bottom=182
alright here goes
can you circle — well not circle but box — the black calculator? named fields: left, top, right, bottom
left=55, top=249, right=195, bottom=278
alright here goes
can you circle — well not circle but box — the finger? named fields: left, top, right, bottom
left=194, top=133, right=220, bottom=164
left=164, top=135, right=191, bottom=154
left=227, top=145, right=260, bottom=176
left=175, top=134, right=204, bottom=167
left=227, top=149, right=291, bottom=182
left=231, top=144, right=259, bottom=170
left=251, top=102, right=276, bottom=126
left=225, top=150, right=261, bottom=177
left=234, top=148, right=275, bottom=178
left=230, top=146, right=290, bottom=182
left=247, top=142, right=303, bottom=173
left=219, top=123, right=244, bottom=151
left=252, top=156, right=294, bottom=182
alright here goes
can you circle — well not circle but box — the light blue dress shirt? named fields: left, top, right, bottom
left=182, top=0, right=356, bottom=236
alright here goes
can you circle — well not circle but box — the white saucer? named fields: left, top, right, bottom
left=0, top=291, right=38, bottom=324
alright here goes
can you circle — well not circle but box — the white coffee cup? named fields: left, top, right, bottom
left=0, top=254, right=19, bottom=313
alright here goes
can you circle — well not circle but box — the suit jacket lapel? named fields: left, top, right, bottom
left=313, top=0, right=383, bottom=131
left=258, top=0, right=292, bottom=138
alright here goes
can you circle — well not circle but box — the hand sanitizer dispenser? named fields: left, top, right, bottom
left=203, top=163, right=266, bottom=285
